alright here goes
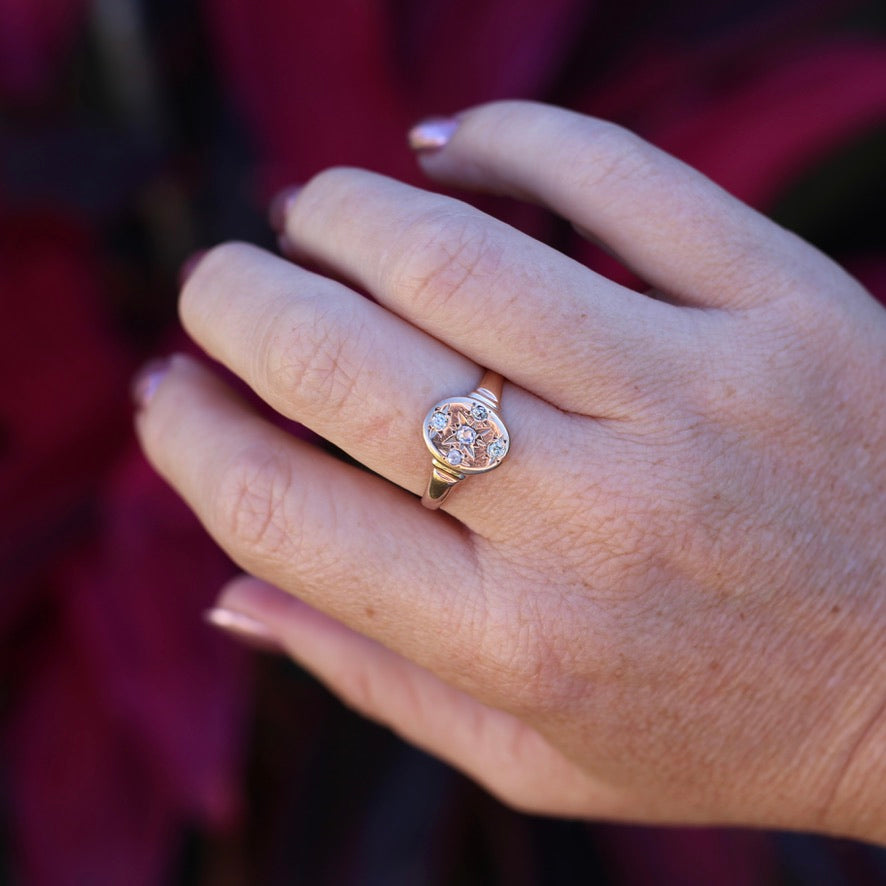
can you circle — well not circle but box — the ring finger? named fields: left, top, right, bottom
left=179, top=242, right=590, bottom=527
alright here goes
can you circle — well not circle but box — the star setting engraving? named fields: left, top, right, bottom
left=424, top=398, right=509, bottom=473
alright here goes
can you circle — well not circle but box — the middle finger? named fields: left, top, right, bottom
left=277, top=168, right=694, bottom=417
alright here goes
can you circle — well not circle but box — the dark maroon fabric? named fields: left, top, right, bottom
left=0, top=0, right=89, bottom=100
left=0, top=212, right=250, bottom=883
left=1, top=1, right=884, bottom=883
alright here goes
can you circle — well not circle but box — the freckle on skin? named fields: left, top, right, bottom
left=365, top=606, right=375, bottom=619
left=831, top=605, right=841, bottom=614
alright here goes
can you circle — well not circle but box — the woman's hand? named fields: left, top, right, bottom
left=134, top=102, right=886, bottom=842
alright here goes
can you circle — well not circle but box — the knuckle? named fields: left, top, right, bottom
left=213, top=444, right=301, bottom=565
left=695, top=225, right=798, bottom=304
left=333, top=660, right=424, bottom=727
left=390, top=208, right=505, bottom=316
left=474, top=594, right=567, bottom=712
left=679, top=312, right=824, bottom=434
left=441, top=579, right=537, bottom=702
left=261, top=300, right=367, bottom=416
left=566, top=122, right=661, bottom=195
left=333, top=664, right=379, bottom=719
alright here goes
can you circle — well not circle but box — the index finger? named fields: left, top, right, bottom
left=414, top=101, right=850, bottom=309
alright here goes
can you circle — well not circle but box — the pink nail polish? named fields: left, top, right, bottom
left=178, top=249, right=209, bottom=288
left=407, top=116, right=459, bottom=153
left=269, top=185, right=303, bottom=233
left=131, top=356, right=172, bottom=410
left=204, top=607, right=285, bottom=654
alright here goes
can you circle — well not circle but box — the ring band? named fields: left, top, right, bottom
left=421, top=370, right=510, bottom=509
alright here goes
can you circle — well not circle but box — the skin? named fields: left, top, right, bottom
left=134, top=102, right=886, bottom=842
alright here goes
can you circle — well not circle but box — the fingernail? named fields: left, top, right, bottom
left=269, top=185, right=303, bottom=233
left=407, top=116, right=459, bottom=153
left=204, top=607, right=285, bottom=654
left=131, top=356, right=172, bottom=410
left=179, top=249, right=209, bottom=288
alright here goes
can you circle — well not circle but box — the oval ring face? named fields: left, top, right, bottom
left=423, top=396, right=510, bottom=474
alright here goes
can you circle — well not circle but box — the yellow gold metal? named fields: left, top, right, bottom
left=424, top=461, right=464, bottom=508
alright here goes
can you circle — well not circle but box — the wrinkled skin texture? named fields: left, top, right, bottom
left=136, top=102, right=886, bottom=843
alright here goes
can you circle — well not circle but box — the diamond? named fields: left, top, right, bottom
left=487, top=439, right=507, bottom=459
left=430, top=411, right=448, bottom=431
left=445, top=449, right=463, bottom=466
left=470, top=403, right=488, bottom=421
left=456, top=425, right=476, bottom=445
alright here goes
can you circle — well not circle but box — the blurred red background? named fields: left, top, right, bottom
left=1, top=1, right=885, bottom=883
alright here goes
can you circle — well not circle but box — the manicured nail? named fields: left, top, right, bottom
left=407, top=116, right=459, bottom=153
left=131, top=356, right=172, bottom=410
left=178, top=249, right=209, bottom=288
left=204, top=607, right=285, bottom=653
left=269, top=185, right=303, bottom=233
